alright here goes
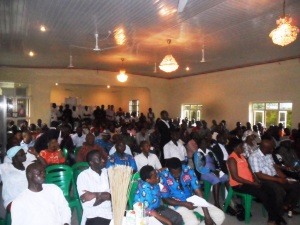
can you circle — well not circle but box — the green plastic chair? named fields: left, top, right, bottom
left=0, top=218, right=4, bottom=225
left=72, top=162, right=89, bottom=199
left=128, top=172, right=140, bottom=210
left=45, top=164, right=82, bottom=223
left=74, top=147, right=82, bottom=161
left=202, top=180, right=212, bottom=201
left=224, top=186, right=266, bottom=224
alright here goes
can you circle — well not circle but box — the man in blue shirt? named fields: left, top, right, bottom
left=106, top=140, right=137, bottom=172
left=134, top=165, right=183, bottom=225
left=160, top=157, right=225, bottom=225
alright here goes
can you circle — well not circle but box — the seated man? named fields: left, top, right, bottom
left=77, top=133, right=107, bottom=163
left=164, top=129, right=187, bottom=164
left=134, top=165, right=183, bottom=225
left=77, top=150, right=112, bottom=225
left=109, top=134, right=132, bottom=156
left=11, top=162, right=71, bottom=225
left=134, top=141, right=162, bottom=171
left=249, top=139, right=300, bottom=217
left=96, top=131, right=113, bottom=155
left=160, top=157, right=225, bottom=225
left=106, top=140, right=137, bottom=172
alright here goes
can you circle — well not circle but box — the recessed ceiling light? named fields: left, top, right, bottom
left=186, top=67, right=190, bottom=71
left=107, top=85, right=110, bottom=88
left=40, top=25, right=46, bottom=32
left=55, top=83, right=58, bottom=86
left=29, top=51, right=35, bottom=57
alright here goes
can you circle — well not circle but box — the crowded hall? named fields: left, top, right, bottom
left=1, top=1, right=300, bottom=225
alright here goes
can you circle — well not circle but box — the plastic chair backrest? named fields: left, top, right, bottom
left=62, top=148, right=69, bottom=159
left=45, top=164, right=73, bottom=197
left=72, top=162, right=89, bottom=183
left=128, top=172, right=140, bottom=210
left=74, top=147, right=82, bottom=161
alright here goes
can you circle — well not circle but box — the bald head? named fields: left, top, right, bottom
left=26, top=163, right=46, bottom=187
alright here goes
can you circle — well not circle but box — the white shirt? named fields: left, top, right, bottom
left=50, top=108, right=58, bottom=122
left=163, top=140, right=187, bottom=161
left=109, top=144, right=132, bottom=156
left=11, top=184, right=71, bottom=225
left=135, top=131, right=150, bottom=146
left=218, top=143, right=229, bottom=160
left=0, top=162, right=31, bottom=208
left=20, top=140, right=37, bottom=162
left=134, top=153, right=162, bottom=171
left=71, top=133, right=86, bottom=147
left=77, top=168, right=112, bottom=220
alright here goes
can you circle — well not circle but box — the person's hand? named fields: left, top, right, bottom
left=184, top=202, right=197, bottom=210
left=165, top=219, right=172, bottom=225
left=80, top=191, right=96, bottom=202
left=99, top=192, right=111, bottom=201
left=252, top=182, right=261, bottom=188
left=28, top=147, right=38, bottom=156
left=204, top=216, right=216, bottom=225
left=277, top=177, right=287, bottom=184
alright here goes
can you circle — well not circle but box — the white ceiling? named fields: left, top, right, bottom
left=0, top=0, right=299, bottom=79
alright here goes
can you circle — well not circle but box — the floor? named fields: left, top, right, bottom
left=1, top=183, right=300, bottom=225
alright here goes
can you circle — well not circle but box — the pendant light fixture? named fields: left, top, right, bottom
left=159, top=39, right=179, bottom=73
left=117, top=58, right=128, bottom=82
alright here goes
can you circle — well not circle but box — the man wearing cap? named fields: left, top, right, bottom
left=242, top=130, right=258, bottom=158
left=96, top=130, right=113, bottom=155
left=0, top=146, right=45, bottom=212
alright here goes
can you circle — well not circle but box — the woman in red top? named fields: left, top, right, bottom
left=227, top=139, right=285, bottom=225
left=40, top=138, right=65, bottom=165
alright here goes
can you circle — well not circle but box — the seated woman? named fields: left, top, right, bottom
left=134, top=165, right=183, bottom=225
left=0, top=146, right=45, bottom=212
left=193, top=138, right=228, bottom=208
left=40, top=138, right=65, bottom=165
left=227, top=138, right=286, bottom=225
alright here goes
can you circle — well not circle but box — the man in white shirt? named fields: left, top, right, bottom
left=20, top=131, right=37, bottom=162
left=164, top=129, right=187, bottom=164
left=77, top=150, right=112, bottom=225
left=134, top=141, right=162, bottom=171
left=72, top=126, right=86, bottom=147
left=11, top=162, right=71, bottom=225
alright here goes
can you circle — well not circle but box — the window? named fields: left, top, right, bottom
left=251, top=102, right=292, bottom=128
left=181, top=104, right=202, bottom=121
left=129, top=100, right=139, bottom=116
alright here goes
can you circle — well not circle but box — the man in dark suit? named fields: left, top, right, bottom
left=157, top=110, right=173, bottom=166
left=212, top=133, right=229, bottom=174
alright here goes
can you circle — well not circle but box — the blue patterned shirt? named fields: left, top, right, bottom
left=95, top=139, right=113, bottom=155
left=106, top=152, right=137, bottom=171
left=159, top=165, right=201, bottom=202
left=134, top=180, right=168, bottom=210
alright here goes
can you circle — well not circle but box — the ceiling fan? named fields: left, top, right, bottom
left=178, top=0, right=188, bottom=13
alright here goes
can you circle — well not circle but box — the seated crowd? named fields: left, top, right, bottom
left=1, top=105, right=300, bottom=225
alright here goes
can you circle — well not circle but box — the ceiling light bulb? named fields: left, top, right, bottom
left=107, top=85, right=110, bottom=88
left=117, top=70, right=128, bottom=82
left=29, top=51, right=35, bottom=57
left=55, top=83, right=58, bottom=86
left=40, top=25, right=46, bottom=32
left=186, top=67, right=190, bottom=71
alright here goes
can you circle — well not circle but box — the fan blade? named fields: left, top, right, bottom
left=94, top=46, right=119, bottom=52
left=178, top=0, right=188, bottom=13
left=70, top=44, right=94, bottom=50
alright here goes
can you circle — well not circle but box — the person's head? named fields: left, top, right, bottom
left=231, top=138, right=244, bottom=155
left=170, top=128, right=180, bottom=142
left=202, top=120, right=207, bottom=129
left=7, top=146, right=26, bottom=162
left=140, top=165, right=159, bottom=185
left=94, top=127, right=100, bottom=137
left=101, top=130, right=111, bottom=141
left=76, top=126, right=83, bottom=136
left=242, top=130, right=255, bottom=143
left=86, top=150, right=106, bottom=172
left=278, top=123, right=284, bottom=129
left=198, top=138, right=206, bottom=150
left=246, top=122, right=251, bottom=130
left=236, top=121, right=242, bottom=128
left=23, top=131, right=32, bottom=144
left=212, top=120, right=217, bottom=126
left=260, top=139, right=274, bottom=155
left=196, top=121, right=203, bottom=128
left=148, top=108, right=152, bottom=112
left=59, top=105, right=63, bottom=111
left=284, top=128, right=290, bottom=136
left=47, top=138, right=59, bottom=152
left=85, top=133, right=95, bottom=146
left=15, top=130, right=23, bottom=141
left=52, top=103, right=57, bottom=109
left=61, top=126, right=71, bottom=137
left=26, top=163, right=45, bottom=186
left=140, top=141, right=150, bottom=154
left=166, top=157, right=182, bottom=179
left=253, top=125, right=258, bottom=132
left=65, top=104, right=70, bottom=109
left=85, top=106, right=88, bottom=110
left=160, top=110, right=169, bottom=120
left=217, top=133, right=226, bottom=145
left=115, top=140, right=126, bottom=154
left=37, top=119, right=42, bottom=126
left=72, top=106, right=76, bottom=111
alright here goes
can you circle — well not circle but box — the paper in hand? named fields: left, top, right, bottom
left=186, top=195, right=210, bottom=207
